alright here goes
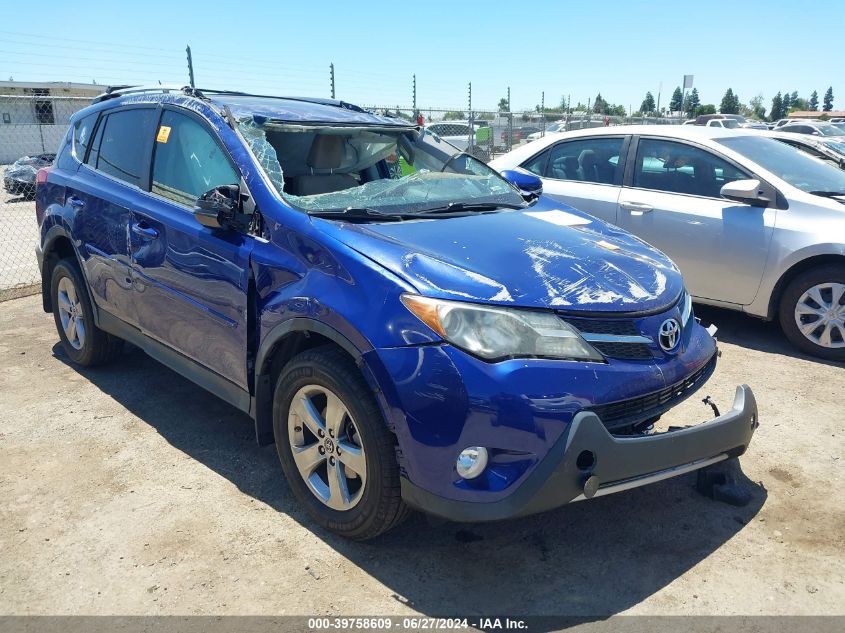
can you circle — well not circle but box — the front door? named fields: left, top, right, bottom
left=129, top=107, right=254, bottom=389
left=617, top=137, right=775, bottom=305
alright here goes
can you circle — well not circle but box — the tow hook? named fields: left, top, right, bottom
left=702, top=395, right=721, bottom=418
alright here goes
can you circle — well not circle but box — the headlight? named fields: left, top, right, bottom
left=681, top=291, right=693, bottom=326
left=401, top=294, right=604, bottom=362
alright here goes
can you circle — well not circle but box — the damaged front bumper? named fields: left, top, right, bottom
left=400, top=385, right=758, bottom=522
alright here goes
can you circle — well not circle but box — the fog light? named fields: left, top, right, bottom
left=456, top=446, right=489, bottom=480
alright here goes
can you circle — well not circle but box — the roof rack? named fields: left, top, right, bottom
left=92, top=84, right=197, bottom=104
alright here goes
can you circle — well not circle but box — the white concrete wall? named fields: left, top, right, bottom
left=0, top=125, right=68, bottom=163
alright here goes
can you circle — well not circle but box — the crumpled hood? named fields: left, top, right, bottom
left=316, top=201, right=684, bottom=313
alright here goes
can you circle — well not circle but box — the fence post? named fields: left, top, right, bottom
left=186, top=45, right=195, bottom=88
left=330, top=63, right=335, bottom=99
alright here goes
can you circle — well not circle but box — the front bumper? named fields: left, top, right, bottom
left=401, top=385, right=758, bottom=522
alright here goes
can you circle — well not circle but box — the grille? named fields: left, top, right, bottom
left=587, top=353, right=718, bottom=432
left=563, top=318, right=640, bottom=336
left=590, top=341, right=653, bottom=360
left=562, top=317, right=653, bottom=360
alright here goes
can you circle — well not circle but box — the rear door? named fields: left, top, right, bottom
left=616, top=136, right=775, bottom=305
left=520, top=135, right=628, bottom=224
left=129, top=106, right=254, bottom=389
left=73, top=106, right=158, bottom=325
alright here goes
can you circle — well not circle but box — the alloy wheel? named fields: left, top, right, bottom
left=287, top=385, right=367, bottom=511
left=794, top=282, right=845, bottom=349
left=57, top=276, right=86, bottom=350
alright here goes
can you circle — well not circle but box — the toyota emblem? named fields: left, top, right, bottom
left=659, top=318, right=681, bottom=352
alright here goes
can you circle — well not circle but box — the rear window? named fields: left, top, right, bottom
left=89, top=108, right=157, bottom=187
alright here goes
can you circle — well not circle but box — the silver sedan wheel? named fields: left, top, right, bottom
left=794, top=282, right=845, bottom=349
left=288, top=385, right=367, bottom=511
left=57, top=276, right=86, bottom=350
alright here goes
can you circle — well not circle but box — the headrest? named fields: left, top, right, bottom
left=307, top=135, right=345, bottom=170
left=578, top=149, right=598, bottom=167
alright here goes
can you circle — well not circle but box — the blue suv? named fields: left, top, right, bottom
left=35, top=86, right=757, bottom=539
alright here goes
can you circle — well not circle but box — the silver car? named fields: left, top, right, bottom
left=490, top=126, right=845, bottom=360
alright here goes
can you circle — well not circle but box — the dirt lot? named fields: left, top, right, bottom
left=0, top=295, right=843, bottom=619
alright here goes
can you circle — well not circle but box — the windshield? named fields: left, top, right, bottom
left=809, top=124, right=845, bottom=137
left=717, top=135, right=845, bottom=194
left=238, top=120, right=524, bottom=217
left=822, top=140, right=845, bottom=158
left=721, top=119, right=740, bottom=129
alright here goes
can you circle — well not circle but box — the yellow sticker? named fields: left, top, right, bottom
left=156, top=125, right=171, bottom=143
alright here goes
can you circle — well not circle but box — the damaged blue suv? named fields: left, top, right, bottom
left=36, top=86, right=758, bottom=539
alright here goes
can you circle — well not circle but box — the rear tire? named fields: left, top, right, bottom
left=778, top=264, right=845, bottom=361
left=51, top=258, right=123, bottom=366
left=273, top=346, right=409, bottom=540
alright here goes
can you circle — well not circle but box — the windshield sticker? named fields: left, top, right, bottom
left=156, top=126, right=171, bottom=143
left=525, top=210, right=592, bottom=227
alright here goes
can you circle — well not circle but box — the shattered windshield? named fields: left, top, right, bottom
left=237, top=118, right=524, bottom=217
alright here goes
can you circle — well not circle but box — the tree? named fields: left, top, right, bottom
left=782, top=91, right=792, bottom=113
left=748, top=94, right=766, bottom=120
left=669, top=86, right=683, bottom=113
left=443, top=111, right=465, bottom=120
left=593, top=93, right=607, bottom=114
left=770, top=92, right=783, bottom=121
left=497, top=98, right=509, bottom=113
left=695, top=104, right=717, bottom=116
left=720, top=88, right=740, bottom=114
left=823, top=87, right=834, bottom=112
left=684, top=88, right=700, bottom=117
left=790, top=98, right=809, bottom=112
left=640, top=91, right=656, bottom=115
left=790, top=91, right=799, bottom=106
left=809, top=91, right=819, bottom=111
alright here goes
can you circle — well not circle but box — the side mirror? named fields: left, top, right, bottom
left=720, top=179, right=771, bottom=207
left=194, top=184, right=240, bottom=229
left=500, top=168, right=543, bottom=199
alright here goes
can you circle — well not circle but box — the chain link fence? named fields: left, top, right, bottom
left=369, top=106, right=681, bottom=162
left=1, top=95, right=91, bottom=301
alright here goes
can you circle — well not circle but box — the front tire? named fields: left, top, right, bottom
left=272, top=347, right=409, bottom=539
left=51, top=258, right=123, bottom=366
left=779, top=264, right=845, bottom=361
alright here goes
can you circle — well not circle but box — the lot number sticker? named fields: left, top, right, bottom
left=156, top=125, right=172, bottom=143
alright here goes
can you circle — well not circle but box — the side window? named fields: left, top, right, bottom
left=633, top=138, right=750, bottom=199
left=92, top=108, right=157, bottom=187
left=151, top=110, right=239, bottom=207
left=522, top=149, right=550, bottom=176
left=542, top=137, right=624, bottom=184
left=72, top=113, right=99, bottom=162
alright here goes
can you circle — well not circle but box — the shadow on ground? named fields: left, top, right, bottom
left=694, top=304, right=844, bottom=368
left=52, top=305, right=776, bottom=625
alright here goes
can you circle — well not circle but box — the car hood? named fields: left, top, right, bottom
left=316, top=199, right=684, bottom=313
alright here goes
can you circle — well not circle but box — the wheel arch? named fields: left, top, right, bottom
left=767, top=253, right=845, bottom=319
left=251, top=318, right=381, bottom=446
left=40, top=225, right=80, bottom=313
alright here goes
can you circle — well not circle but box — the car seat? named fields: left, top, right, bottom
left=293, top=135, right=358, bottom=196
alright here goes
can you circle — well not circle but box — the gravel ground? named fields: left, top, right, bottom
left=0, top=295, right=843, bottom=620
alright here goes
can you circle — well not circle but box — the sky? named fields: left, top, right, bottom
left=1, top=0, right=840, bottom=115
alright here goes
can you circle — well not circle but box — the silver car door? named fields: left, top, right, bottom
left=520, top=136, right=627, bottom=225
left=617, top=136, right=776, bottom=305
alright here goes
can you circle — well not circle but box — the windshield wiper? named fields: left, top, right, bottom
left=808, top=190, right=845, bottom=198
left=306, top=207, right=408, bottom=221
left=415, top=201, right=528, bottom=215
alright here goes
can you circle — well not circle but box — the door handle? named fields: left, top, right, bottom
left=620, top=201, right=654, bottom=216
left=67, top=195, right=85, bottom=209
left=131, top=222, right=159, bottom=239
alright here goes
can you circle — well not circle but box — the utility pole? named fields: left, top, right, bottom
left=412, top=74, right=417, bottom=116
left=185, top=45, right=195, bottom=89
left=467, top=82, right=473, bottom=151
left=330, top=63, right=335, bottom=99
left=507, top=86, right=511, bottom=111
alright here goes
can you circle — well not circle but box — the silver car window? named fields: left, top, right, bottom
left=633, top=138, right=749, bottom=199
